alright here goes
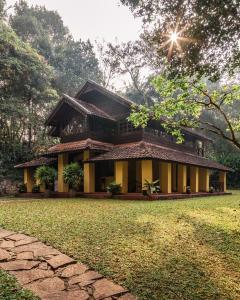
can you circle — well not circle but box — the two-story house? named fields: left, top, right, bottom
left=15, top=80, right=230, bottom=198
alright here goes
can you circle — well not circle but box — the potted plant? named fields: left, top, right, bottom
left=209, top=186, right=214, bottom=193
left=32, top=184, right=40, bottom=193
left=35, top=166, right=57, bottom=197
left=63, top=162, right=83, bottom=196
left=18, top=183, right=26, bottom=193
left=106, top=182, right=121, bottom=196
left=143, top=179, right=160, bottom=195
left=186, top=186, right=191, bottom=194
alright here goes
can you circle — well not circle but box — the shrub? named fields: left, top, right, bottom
left=106, top=182, right=121, bottom=195
left=35, top=166, right=57, bottom=189
left=18, top=183, right=26, bottom=193
left=143, top=179, right=160, bottom=194
left=32, top=184, right=40, bottom=193
left=63, top=162, right=83, bottom=190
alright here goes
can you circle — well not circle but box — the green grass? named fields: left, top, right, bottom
left=0, top=269, right=39, bottom=300
left=0, top=192, right=240, bottom=300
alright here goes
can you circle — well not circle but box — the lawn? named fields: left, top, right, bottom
left=0, top=269, right=39, bottom=300
left=0, top=193, right=239, bottom=300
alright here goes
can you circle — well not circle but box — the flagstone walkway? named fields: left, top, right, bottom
left=0, top=228, right=137, bottom=300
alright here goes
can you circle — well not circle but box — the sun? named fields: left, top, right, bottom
left=170, top=31, right=179, bottom=43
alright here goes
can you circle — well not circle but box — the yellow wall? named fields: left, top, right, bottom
left=58, top=153, right=69, bottom=192
left=141, top=160, right=153, bottom=188
left=160, top=162, right=172, bottom=193
left=178, top=164, right=187, bottom=193
left=83, top=150, right=95, bottom=193
left=115, top=161, right=128, bottom=193
left=199, top=168, right=210, bottom=192
left=24, top=168, right=34, bottom=193
left=190, top=166, right=199, bottom=193
left=219, top=171, right=227, bottom=192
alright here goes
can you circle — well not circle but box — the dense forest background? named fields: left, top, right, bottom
left=0, top=0, right=239, bottom=187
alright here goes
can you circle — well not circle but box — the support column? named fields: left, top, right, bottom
left=178, top=164, right=187, bottom=193
left=58, top=153, right=69, bottom=192
left=83, top=150, right=95, bottom=193
left=24, top=168, right=34, bottom=193
left=219, top=171, right=227, bottom=192
left=115, top=161, right=128, bottom=193
left=199, top=168, right=210, bottom=192
left=172, top=163, right=177, bottom=192
left=136, top=161, right=142, bottom=192
left=190, top=166, right=199, bottom=193
left=141, top=160, right=153, bottom=188
left=160, top=162, right=172, bottom=193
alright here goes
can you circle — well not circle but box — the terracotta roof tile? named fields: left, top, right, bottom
left=88, top=141, right=231, bottom=171
left=46, top=139, right=113, bottom=155
left=14, top=157, right=57, bottom=169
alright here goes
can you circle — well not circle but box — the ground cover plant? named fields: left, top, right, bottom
left=0, top=269, right=39, bottom=300
left=0, top=193, right=239, bottom=300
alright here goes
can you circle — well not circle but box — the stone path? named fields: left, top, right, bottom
left=0, top=228, right=137, bottom=300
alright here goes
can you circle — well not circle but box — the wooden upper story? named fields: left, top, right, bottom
left=45, top=80, right=211, bottom=157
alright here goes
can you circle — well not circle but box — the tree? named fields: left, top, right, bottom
left=100, top=41, right=158, bottom=104
left=129, top=75, right=240, bottom=150
left=120, top=0, right=240, bottom=80
left=0, top=0, right=6, bottom=19
left=10, top=0, right=103, bottom=94
left=0, top=21, right=58, bottom=178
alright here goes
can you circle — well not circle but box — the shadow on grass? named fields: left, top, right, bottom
left=124, top=255, right=226, bottom=300
left=182, top=216, right=240, bottom=270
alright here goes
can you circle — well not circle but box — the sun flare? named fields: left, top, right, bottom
left=170, top=31, right=179, bottom=42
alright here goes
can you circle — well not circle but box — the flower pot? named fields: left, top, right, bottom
left=69, top=188, right=77, bottom=197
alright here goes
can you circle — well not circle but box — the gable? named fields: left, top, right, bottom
left=75, top=80, right=133, bottom=120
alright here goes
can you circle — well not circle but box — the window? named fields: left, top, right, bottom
left=118, top=120, right=139, bottom=134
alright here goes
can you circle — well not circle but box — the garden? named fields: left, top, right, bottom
left=0, top=193, right=239, bottom=299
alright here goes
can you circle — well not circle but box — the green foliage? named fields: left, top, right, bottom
left=18, top=183, right=26, bottom=193
left=63, top=162, right=83, bottom=189
left=106, top=182, right=121, bottom=195
left=129, top=75, right=240, bottom=149
left=10, top=0, right=103, bottom=95
left=32, top=184, right=40, bottom=193
left=0, top=269, right=39, bottom=300
left=0, top=21, right=58, bottom=179
left=35, top=166, right=56, bottom=189
left=120, top=0, right=240, bottom=79
left=143, top=179, right=160, bottom=194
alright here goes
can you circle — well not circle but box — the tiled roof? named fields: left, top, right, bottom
left=14, top=157, right=57, bottom=169
left=64, top=95, right=115, bottom=121
left=45, top=139, right=113, bottom=155
left=87, top=141, right=231, bottom=171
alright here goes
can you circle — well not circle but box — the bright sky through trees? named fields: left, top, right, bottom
left=6, top=0, right=142, bottom=43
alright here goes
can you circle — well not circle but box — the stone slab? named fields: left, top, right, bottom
left=7, top=233, right=28, bottom=241
left=0, top=229, right=14, bottom=239
left=16, top=252, right=34, bottom=260
left=47, top=254, right=74, bottom=269
left=11, top=269, right=54, bottom=285
left=93, top=278, right=127, bottom=300
left=15, top=237, right=38, bottom=247
left=69, top=270, right=103, bottom=286
left=41, top=290, right=89, bottom=300
left=61, top=263, right=89, bottom=278
left=0, top=240, right=15, bottom=249
left=25, top=277, right=65, bottom=297
left=0, top=249, right=11, bottom=261
left=0, top=260, right=39, bottom=271
left=14, top=242, right=60, bottom=257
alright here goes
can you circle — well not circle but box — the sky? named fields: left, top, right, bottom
left=6, top=0, right=142, bottom=43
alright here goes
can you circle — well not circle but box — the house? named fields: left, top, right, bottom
left=15, top=80, right=230, bottom=197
